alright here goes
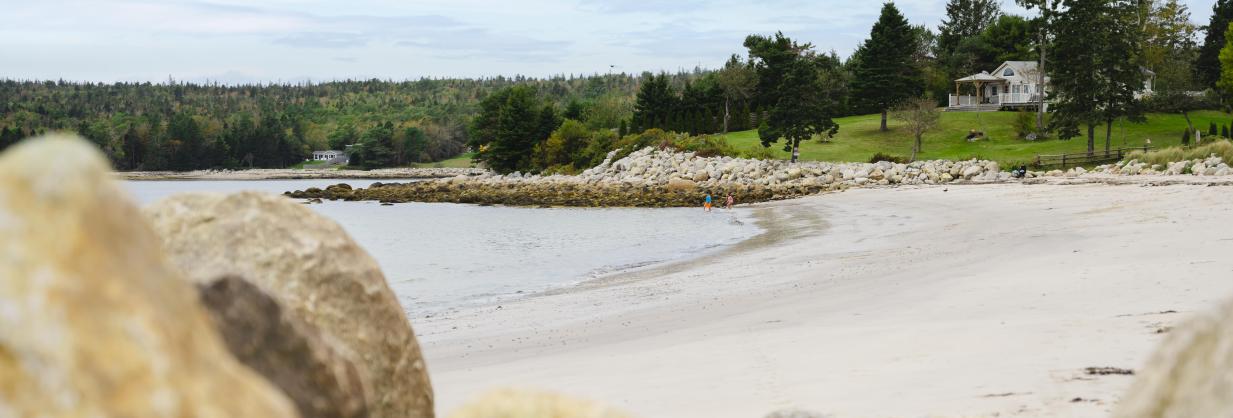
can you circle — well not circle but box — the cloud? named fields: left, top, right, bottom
left=274, top=32, right=368, bottom=48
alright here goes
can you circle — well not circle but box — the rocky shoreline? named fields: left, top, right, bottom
left=287, top=147, right=1010, bottom=207
left=117, top=166, right=486, bottom=181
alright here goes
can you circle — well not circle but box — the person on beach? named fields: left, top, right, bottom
left=725, top=193, right=734, bottom=210
left=704, top=194, right=713, bottom=212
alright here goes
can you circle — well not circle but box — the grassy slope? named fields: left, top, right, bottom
left=411, top=152, right=477, bottom=168
left=721, top=110, right=1233, bottom=164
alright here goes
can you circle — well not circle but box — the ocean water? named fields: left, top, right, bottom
left=125, top=179, right=761, bottom=315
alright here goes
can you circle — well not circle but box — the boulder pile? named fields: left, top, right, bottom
left=288, top=147, right=1010, bottom=207
left=1089, top=155, right=1232, bottom=177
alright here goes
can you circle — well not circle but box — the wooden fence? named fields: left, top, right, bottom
left=1033, top=146, right=1152, bottom=169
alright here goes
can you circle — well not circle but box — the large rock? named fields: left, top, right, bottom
left=197, top=276, right=369, bottom=418
left=1114, top=299, right=1233, bottom=418
left=0, top=135, right=298, bottom=418
left=144, top=192, right=434, bottom=418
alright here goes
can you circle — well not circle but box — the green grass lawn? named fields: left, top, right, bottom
left=290, top=160, right=335, bottom=170
left=720, top=110, right=1233, bottom=165
left=411, top=152, right=477, bottom=168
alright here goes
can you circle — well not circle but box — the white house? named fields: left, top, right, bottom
left=949, top=61, right=1048, bottom=111
left=947, top=60, right=1155, bottom=112
left=311, top=150, right=346, bottom=162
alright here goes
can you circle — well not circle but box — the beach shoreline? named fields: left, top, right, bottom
left=115, top=167, right=485, bottom=181
left=415, top=182, right=1233, bottom=418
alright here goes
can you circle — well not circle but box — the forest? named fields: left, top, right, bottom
left=0, top=73, right=704, bottom=170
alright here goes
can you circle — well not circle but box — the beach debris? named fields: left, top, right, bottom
left=1086, top=367, right=1135, bottom=376
left=145, top=191, right=434, bottom=418
left=0, top=135, right=298, bottom=418
left=197, top=276, right=370, bottom=418
left=1113, top=299, right=1233, bottom=418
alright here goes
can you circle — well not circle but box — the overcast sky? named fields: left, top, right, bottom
left=0, top=0, right=1217, bottom=84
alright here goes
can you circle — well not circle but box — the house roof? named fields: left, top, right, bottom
left=955, top=71, right=1002, bottom=82
left=956, top=61, right=1049, bottom=83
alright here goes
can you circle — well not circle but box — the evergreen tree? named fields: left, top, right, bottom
left=1099, top=0, right=1147, bottom=152
left=850, top=2, right=923, bottom=131
left=469, top=85, right=549, bottom=173
left=1052, top=0, right=1143, bottom=154
left=632, top=73, right=676, bottom=131
left=1198, top=0, right=1233, bottom=88
left=618, top=119, right=629, bottom=138
left=745, top=32, right=841, bottom=163
left=937, top=0, right=1002, bottom=78
left=1211, top=122, right=1219, bottom=136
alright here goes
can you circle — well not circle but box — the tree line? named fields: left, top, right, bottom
left=0, top=73, right=706, bottom=170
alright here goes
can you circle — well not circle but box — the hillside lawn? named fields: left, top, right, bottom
left=411, top=152, right=477, bottom=168
left=720, top=110, right=1233, bottom=165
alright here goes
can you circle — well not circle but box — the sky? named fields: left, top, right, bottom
left=0, top=0, right=1218, bottom=84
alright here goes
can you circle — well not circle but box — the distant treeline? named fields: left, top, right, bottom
left=0, top=73, right=708, bottom=170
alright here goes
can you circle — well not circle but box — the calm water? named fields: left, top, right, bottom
left=125, top=179, right=761, bottom=315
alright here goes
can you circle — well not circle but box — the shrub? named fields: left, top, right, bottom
left=1182, top=129, right=1191, bottom=146
left=1224, top=125, right=1229, bottom=138
left=739, top=146, right=777, bottom=160
left=1210, top=122, right=1218, bottom=137
left=868, top=152, right=908, bottom=164
left=1013, top=110, right=1036, bottom=139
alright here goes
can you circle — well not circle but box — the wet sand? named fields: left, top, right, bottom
left=415, top=183, right=1233, bottom=417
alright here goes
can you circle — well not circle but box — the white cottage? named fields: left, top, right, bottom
left=948, top=60, right=1156, bottom=112
left=311, top=150, right=346, bottom=162
left=949, top=61, right=1048, bottom=111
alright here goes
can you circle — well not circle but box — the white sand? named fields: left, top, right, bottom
left=416, top=183, right=1233, bottom=418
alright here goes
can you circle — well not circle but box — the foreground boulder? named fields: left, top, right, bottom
left=197, top=276, right=369, bottom=418
left=0, top=135, right=298, bottom=418
left=144, top=192, right=433, bottom=418
left=1114, top=300, right=1233, bottom=417
left=448, top=389, right=633, bottom=418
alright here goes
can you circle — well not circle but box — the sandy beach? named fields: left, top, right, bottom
left=416, top=182, right=1233, bottom=418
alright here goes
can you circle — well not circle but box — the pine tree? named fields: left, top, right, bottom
left=1198, top=0, right=1233, bottom=88
left=632, top=73, right=676, bottom=131
left=1052, top=0, right=1142, bottom=154
left=937, top=0, right=1001, bottom=71
left=744, top=32, right=841, bottom=163
left=1098, top=0, right=1147, bottom=152
left=850, top=2, right=924, bottom=131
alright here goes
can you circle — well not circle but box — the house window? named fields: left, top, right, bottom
left=1003, top=68, right=1014, bottom=76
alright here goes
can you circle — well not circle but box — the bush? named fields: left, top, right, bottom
left=1210, top=122, right=1218, bottom=137
left=1014, top=110, right=1036, bottom=139
left=1124, top=140, right=1233, bottom=166
left=739, top=146, right=777, bottom=160
left=1182, top=129, right=1191, bottom=146
left=868, top=152, right=908, bottom=164
left=1223, top=125, right=1229, bottom=138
